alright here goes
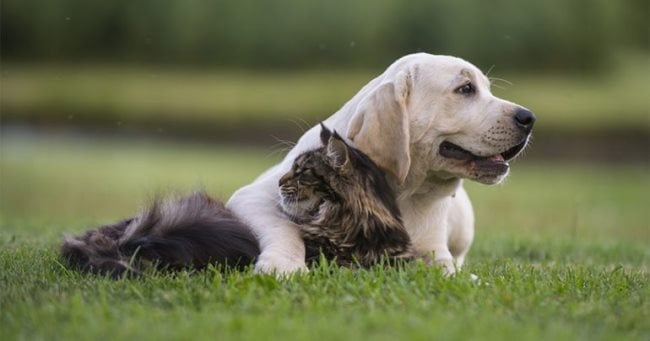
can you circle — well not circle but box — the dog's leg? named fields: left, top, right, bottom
left=401, top=195, right=457, bottom=275
left=447, top=186, right=475, bottom=270
left=252, top=219, right=307, bottom=275
left=430, top=228, right=456, bottom=275
left=227, top=175, right=308, bottom=275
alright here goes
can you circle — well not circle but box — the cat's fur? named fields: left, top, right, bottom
left=60, top=192, right=260, bottom=277
left=278, top=125, right=413, bottom=266
left=60, top=124, right=411, bottom=276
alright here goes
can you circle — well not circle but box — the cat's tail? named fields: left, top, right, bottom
left=60, top=191, right=260, bottom=277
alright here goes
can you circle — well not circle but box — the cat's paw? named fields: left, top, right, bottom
left=254, top=252, right=308, bottom=276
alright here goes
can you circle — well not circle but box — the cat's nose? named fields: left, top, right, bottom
left=279, top=174, right=290, bottom=186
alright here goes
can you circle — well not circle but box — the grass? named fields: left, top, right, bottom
left=2, top=52, right=649, bottom=132
left=1, top=133, right=649, bottom=340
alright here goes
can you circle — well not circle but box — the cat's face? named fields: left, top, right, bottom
left=278, top=126, right=353, bottom=223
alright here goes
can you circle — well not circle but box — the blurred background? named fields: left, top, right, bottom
left=1, top=0, right=648, bottom=245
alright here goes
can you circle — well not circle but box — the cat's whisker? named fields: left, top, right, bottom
left=286, top=117, right=314, bottom=134
left=269, top=135, right=296, bottom=149
left=267, top=136, right=297, bottom=158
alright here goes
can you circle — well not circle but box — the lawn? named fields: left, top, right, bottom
left=1, top=133, right=648, bottom=340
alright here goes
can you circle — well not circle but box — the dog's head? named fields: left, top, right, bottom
left=346, top=53, right=535, bottom=185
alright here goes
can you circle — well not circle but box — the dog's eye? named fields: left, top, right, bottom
left=455, top=83, right=475, bottom=95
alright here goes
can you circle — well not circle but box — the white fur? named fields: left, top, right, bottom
left=227, top=53, right=530, bottom=275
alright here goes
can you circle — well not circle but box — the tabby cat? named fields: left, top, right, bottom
left=278, top=124, right=413, bottom=266
left=60, top=124, right=412, bottom=276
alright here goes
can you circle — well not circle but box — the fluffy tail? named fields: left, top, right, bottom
left=60, top=192, right=259, bottom=277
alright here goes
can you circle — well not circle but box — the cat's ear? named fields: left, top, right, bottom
left=346, top=69, right=412, bottom=184
left=326, top=133, right=350, bottom=169
left=319, top=122, right=332, bottom=146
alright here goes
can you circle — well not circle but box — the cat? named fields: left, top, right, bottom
left=279, top=124, right=413, bottom=266
left=60, top=124, right=412, bottom=276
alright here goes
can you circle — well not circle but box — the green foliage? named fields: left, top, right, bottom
left=2, top=0, right=647, bottom=70
left=2, top=53, right=649, bottom=133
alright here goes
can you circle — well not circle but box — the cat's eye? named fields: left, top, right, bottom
left=298, top=179, right=318, bottom=186
left=298, top=174, right=319, bottom=186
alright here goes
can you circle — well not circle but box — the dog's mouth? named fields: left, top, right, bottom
left=439, top=140, right=527, bottom=162
left=439, top=139, right=528, bottom=177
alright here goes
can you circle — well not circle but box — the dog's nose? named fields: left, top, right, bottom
left=513, top=108, right=536, bottom=133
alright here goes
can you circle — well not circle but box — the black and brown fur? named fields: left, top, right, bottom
left=60, top=192, right=259, bottom=277
left=278, top=124, right=413, bottom=266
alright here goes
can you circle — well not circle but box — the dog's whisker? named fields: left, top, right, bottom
left=488, top=77, right=513, bottom=86
left=484, top=64, right=496, bottom=77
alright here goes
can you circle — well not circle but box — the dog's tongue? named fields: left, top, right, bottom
left=487, top=154, right=505, bottom=162
left=474, top=153, right=507, bottom=168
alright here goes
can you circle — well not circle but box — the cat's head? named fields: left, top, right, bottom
left=278, top=124, right=399, bottom=224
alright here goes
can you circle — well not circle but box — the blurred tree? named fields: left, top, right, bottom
left=1, top=0, right=647, bottom=70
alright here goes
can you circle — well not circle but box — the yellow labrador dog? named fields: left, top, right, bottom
left=227, top=53, right=535, bottom=274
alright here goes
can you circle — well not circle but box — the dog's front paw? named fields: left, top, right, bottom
left=422, top=247, right=457, bottom=276
left=418, top=254, right=456, bottom=276
left=435, top=257, right=456, bottom=276
left=254, top=252, right=308, bottom=276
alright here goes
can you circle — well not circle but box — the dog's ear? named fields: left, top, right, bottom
left=347, top=70, right=411, bottom=184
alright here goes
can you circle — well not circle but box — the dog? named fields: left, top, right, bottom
left=227, top=53, right=535, bottom=275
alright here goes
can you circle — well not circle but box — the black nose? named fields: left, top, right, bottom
left=513, top=108, right=536, bottom=133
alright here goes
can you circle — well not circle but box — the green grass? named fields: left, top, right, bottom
left=2, top=52, right=649, bottom=132
left=1, top=133, right=648, bottom=340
